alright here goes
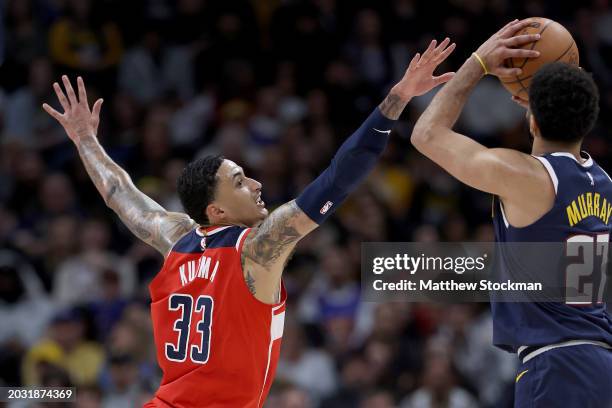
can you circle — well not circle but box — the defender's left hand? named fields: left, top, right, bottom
left=392, top=38, right=456, bottom=101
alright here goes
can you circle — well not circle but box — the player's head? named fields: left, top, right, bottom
left=177, top=155, right=268, bottom=227
left=528, top=62, right=599, bottom=144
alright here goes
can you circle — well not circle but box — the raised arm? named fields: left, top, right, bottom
left=411, top=20, right=546, bottom=200
left=242, top=39, right=456, bottom=303
left=43, top=76, right=195, bottom=257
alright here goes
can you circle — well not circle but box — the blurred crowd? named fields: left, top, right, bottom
left=1, top=0, right=612, bottom=407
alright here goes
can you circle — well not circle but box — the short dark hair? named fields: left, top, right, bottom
left=529, top=62, right=599, bottom=143
left=177, top=155, right=224, bottom=225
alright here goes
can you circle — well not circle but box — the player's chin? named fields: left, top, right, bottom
left=251, top=201, right=268, bottom=216
left=250, top=207, right=268, bottom=227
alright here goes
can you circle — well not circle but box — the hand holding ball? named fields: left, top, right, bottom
left=499, top=17, right=579, bottom=100
left=473, top=18, right=579, bottom=101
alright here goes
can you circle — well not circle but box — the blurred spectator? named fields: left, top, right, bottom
left=338, top=188, right=388, bottom=241
left=400, top=343, right=478, bottom=408
left=197, top=122, right=249, bottom=166
left=53, top=218, right=134, bottom=308
left=321, top=353, right=376, bottom=407
left=248, top=87, right=283, bottom=151
left=168, top=92, right=214, bottom=147
left=298, top=245, right=360, bottom=327
left=100, top=354, right=143, bottom=408
left=43, top=216, right=79, bottom=271
left=119, top=25, right=195, bottom=104
left=126, top=103, right=173, bottom=179
left=3, top=147, right=45, bottom=221
left=272, top=385, right=314, bottom=408
left=0, top=250, right=53, bottom=347
left=460, top=77, right=525, bottom=141
left=1, top=0, right=46, bottom=90
left=3, top=57, right=61, bottom=147
left=345, top=9, right=392, bottom=90
left=0, top=250, right=54, bottom=387
left=75, top=385, right=103, bottom=408
left=48, top=0, right=123, bottom=90
left=22, top=308, right=105, bottom=386
left=433, top=305, right=516, bottom=406
left=277, top=320, right=338, bottom=401
left=0, top=205, right=18, bottom=247
left=360, top=390, right=397, bottom=408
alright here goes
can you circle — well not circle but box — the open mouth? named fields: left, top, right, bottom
left=256, top=196, right=265, bottom=207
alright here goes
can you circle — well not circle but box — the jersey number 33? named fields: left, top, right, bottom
left=164, top=294, right=214, bottom=364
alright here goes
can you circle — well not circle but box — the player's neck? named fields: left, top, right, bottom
left=531, top=139, right=582, bottom=161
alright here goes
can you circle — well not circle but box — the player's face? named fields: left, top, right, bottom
left=211, top=160, right=268, bottom=227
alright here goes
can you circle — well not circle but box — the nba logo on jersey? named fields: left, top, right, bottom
left=320, top=201, right=333, bottom=214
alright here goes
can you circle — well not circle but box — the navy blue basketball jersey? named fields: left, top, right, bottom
left=492, top=152, right=612, bottom=352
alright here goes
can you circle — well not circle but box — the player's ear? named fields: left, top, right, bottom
left=529, top=113, right=540, bottom=138
left=206, top=203, right=225, bottom=224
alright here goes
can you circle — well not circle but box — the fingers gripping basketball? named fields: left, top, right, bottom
left=500, top=17, right=579, bottom=99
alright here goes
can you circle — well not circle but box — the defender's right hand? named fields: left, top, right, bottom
left=43, top=75, right=103, bottom=144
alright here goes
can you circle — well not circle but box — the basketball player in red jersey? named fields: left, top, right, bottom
left=43, top=38, right=455, bottom=407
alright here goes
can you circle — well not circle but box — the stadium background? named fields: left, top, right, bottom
left=1, top=0, right=611, bottom=407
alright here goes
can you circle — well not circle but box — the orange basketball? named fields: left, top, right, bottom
left=500, top=17, right=579, bottom=100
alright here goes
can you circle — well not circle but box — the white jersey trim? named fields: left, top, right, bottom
left=551, top=151, right=593, bottom=168
left=600, top=167, right=612, bottom=184
left=257, top=306, right=285, bottom=407
left=533, top=156, right=559, bottom=194
left=235, top=228, right=250, bottom=251
left=271, top=311, right=285, bottom=341
left=257, top=339, right=273, bottom=408
left=195, top=225, right=232, bottom=236
left=499, top=201, right=510, bottom=229
left=518, top=340, right=612, bottom=364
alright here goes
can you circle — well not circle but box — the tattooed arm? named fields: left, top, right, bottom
left=43, top=76, right=195, bottom=257
left=77, top=137, right=195, bottom=255
left=241, top=201, right=315, bottom=303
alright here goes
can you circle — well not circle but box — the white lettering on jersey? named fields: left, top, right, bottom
left=179, top=256, right=220, bottom=286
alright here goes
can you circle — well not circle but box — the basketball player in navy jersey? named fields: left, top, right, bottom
left=410, top=20, right=612, bottom=407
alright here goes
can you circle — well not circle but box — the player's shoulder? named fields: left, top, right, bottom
left=591, top=161, right=612, bottom=185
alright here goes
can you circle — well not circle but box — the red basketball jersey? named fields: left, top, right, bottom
left=144, top=225, right=286, bottom=408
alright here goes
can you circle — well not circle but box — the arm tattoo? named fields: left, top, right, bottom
left=378, top=92, right=408, bottom=120
left=245, top=270, right=256, bottom=295
left=77, top=136, right=195, bottom=256
left=241, top=200, right=303, bottom=269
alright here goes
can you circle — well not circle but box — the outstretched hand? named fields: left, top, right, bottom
left=392, top=38, right=456, bottom=100
left=42, top=75, right=103, bottom=144
left=475, top=19, right=541, bottom=77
